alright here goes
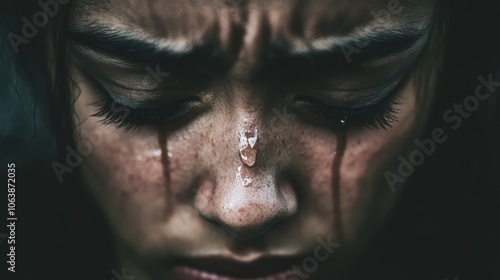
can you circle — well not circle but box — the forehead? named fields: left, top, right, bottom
left=70, top=0, right=436, bottom=42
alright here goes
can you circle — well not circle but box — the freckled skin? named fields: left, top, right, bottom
left=69, top=0, right=439, bottom=279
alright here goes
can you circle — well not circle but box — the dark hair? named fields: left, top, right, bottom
left=1, top=0, right=74, bottom=164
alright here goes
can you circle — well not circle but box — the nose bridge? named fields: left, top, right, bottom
left=228, top=7, right=271, bottom=80
left=195, top=105, right=296, bottom=239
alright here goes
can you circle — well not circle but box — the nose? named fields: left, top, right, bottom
left=197, top=165, right=297, bottom=239
left=195, top=115, right=297, bottom=239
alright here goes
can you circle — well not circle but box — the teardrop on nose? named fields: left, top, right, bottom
left=239, top=128, right=258, bottom=167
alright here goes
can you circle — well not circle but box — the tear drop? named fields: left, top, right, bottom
left=332, top=127, right=347, bottom=241
left=239, top=128, right=258, bottom=167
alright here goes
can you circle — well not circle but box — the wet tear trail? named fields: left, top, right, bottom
left=159, top=127, right=172, bottom=218
left=332, top=127, right=347, bottom=241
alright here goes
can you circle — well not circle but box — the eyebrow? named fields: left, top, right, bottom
left=68, top=24, right=429, bottom=78
left=68, top=25, right=228, bottom=71
left=248, top=25, right=430, bottom=82
left=293, top=27, right=427, bottom=56
left=262, top=27, right=430, bottom=74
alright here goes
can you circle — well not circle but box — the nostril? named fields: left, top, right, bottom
left=204, top=204, right=288, bottom=239
left=220, top=218, right=282, bottom=240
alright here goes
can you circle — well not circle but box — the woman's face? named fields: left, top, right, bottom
left=68, top=0, right=438, bottom=279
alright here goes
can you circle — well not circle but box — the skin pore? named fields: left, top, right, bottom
left=66, top=0, right=438, bottom=279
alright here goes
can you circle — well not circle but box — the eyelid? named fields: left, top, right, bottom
left=79, top=66, right=195, bottom=109
left=70, top=41, right=143, bottom=68
left=100, top=81, right=194, bottom=109
left=71, top=44, right=190, bottom=93
left=74, top=56, right=175, bottom=93
left=290, top=71, right=409, bottom=130
left=355, top=33, right=429, bottom=67
left=301, top=73, right=405, bottom=109
left=98, top=74, right=167, bottom=92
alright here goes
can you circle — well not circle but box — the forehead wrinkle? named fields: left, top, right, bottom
left=261, top=0, right=435, bottom=47
left=71, top=0, right=434, bottom=41
left=264, top=0, right=368, bottom=42
left=71, top=0, right=225, bottom=45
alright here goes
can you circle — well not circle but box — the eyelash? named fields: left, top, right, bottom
left=295, top=94, right=400, bottom=130
left=91, top=73, right=407, bottom=132
left=293, top=76, right=407, bottom=130
left=91, top=96, right=197, bottom=131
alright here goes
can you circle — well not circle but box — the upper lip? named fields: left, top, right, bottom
left=174, top=255, right=308, bottom=278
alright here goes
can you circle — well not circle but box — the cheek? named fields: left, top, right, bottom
left=290, top=75, right=421, bottom=244
left=71, top=66, right=176, bottom=247
left=334, top=77, right=421, bottom=240
left=71, top=68, right=230, bottom=249
left=74, top=99, right=168, bottom=245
